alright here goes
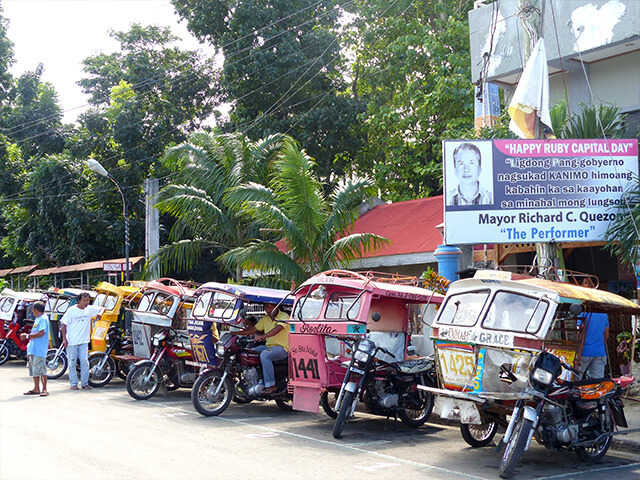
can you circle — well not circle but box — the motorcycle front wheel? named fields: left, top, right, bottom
left=399, top=390, right=434, bottom=428
left=126, top=363, right=161, bottom=400
left=333, top=390, right=356, bottom=439
left=460, top=421, right=498, bottom=447
left=499, top=415, right=533, bottom=478
left=191, top=371, right=233, bottom=416
left=88, top=352, right=115, bottom=387
left=320, top=391, right=338, bottom=419
left=575, top=405, right=613, bottom=463
left=0, top=341, right=11, bottom=365
left=45, top=348, right=68, bottom=379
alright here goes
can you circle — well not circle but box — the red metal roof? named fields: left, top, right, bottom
left=346, top=196, right=444, bottom=258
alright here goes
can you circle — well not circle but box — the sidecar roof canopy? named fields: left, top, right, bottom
left=297, top=270, right=444, bottom=304
left=142, top=278, right=196, bottom=299
left=0, top=288, right=46, bottom=302
left=469, top=269, right=640, bottom=315
left=196, top=282, right=294, bottom=305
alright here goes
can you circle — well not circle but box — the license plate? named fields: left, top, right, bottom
left=436, top=342, right=476, bottom=390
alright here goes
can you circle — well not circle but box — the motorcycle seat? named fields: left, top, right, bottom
left=273, top=357, right=289, bottom=366
left=612, top=375, right=635, bottom=388
left=395, top=357, right=432, bottom=374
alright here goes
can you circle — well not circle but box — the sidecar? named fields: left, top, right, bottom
left=187, top=282, right=294, bottom=369
left=424, top=267, right=640, bottom=446
left=288, top=270, right=444, bottom=416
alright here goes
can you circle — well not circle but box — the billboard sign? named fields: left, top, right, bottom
left=443, top=139, right=638, bottom=245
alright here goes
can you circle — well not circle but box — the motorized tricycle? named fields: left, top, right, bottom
left=86, top=281, right=143, bottom=387
left=126, top=326, right=195, bottom=400
left=187, top=282, right=294, bottom=416
left=288, top=270, right=443, bottom=436
left=0, top=289, right=46, bottom=365
left=425, top=267, right=640, bottom=477
left=120, top=278, right=198, bottom=399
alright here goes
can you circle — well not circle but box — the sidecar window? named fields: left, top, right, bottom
left=325, top=292, right=362, bottom=320
left=293, top=297, right=323, bottom=321
left=137, top=293, right=153, bottom=311
left=437, top=290, right=489, bottom=326
left=153, top=293, right=174, bottom=314
left=55, top=299, right=70, bottom=313
left=0, top=298, right=13, bottom=312
left=482, top=291, right=548, bottom=333
left=103, top=294, right=118, bottom=311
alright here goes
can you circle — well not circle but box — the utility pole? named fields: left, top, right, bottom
left=516, top=0, right=565, bottom=276
left=145, top=178, right=160, bottom=278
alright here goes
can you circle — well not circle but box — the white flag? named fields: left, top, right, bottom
left=508, top=38, right=553, bottom=139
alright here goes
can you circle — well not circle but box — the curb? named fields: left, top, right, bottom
left=611, top=436, right=640, bottom=454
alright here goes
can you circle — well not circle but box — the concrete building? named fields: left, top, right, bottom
left=469, top=0, right=640, bottom=136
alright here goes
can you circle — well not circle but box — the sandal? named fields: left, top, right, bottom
left=70, top=386, right=79, bottom=390
left=40, top=391, right=49, bottom=397
left=23, top=390, right=40, bottom=395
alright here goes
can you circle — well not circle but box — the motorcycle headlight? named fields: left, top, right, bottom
left=353, top=338, right=375, bottom=363
left=215, top=341, right=225, bottom=358
left=353, top=350, right=370, bottom=363
left=532, top=368, right=554, bottom=385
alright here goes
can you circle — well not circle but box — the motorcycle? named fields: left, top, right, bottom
left=87, top=324, right=134, bottom=387
left=45, top=344, right=69, bottom=379
left=0, top=316, right=32, bottom=365
left=332, top=335, right=436, bottom=438
left=125, top=327, right=197, bottom=400
left=498, top=351, right=635, bottom=478
left=191, top=333, right=292, bottom=416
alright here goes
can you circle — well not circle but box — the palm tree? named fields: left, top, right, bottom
left=221, top=138, right=389, bottom=287
left=148, top=131, right=286, bottom=280
left=605, top=175, right=640, bottom=269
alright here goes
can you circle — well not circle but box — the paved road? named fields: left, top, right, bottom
left=1, top=362, right=639, bottom=480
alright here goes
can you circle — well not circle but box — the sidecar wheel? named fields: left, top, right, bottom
left=45, top=349, right=68, bottom=379
left=576, top=405, right=613, bottom=463
left=88, top=353, right=115, bottom=387
left=333, top=390, right=355, bottom=439
left=275, top=396, right=293, bottom=411
left=399, top=390, right=434, bottom=428
left=320, top=391, right=338, bottom=419
left=460, top=421, right=498, bottom=447
left=191, top=371, right=233, bottom=416
left=0, top=341, right=11, bottom=365
left=126, top=363, right=161, bottom=400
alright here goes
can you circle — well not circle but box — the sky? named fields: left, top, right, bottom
left=2, top=0, right=215, bottom=123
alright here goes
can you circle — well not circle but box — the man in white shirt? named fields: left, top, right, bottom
left=60, top=293, right=104, bottom=390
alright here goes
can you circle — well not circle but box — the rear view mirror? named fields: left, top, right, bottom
left=569, top=303, right=582, bottom=316
left=371, top=312, right=381, bottom=322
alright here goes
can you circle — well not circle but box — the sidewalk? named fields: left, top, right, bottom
left=613, top=395, right=640, bottom=454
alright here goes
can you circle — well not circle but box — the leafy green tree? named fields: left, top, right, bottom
left=0, top=5, right=14, bottom=105
left=1, top=154, right=129, bottom=266
left=222, top=139, right=389, bottom=287
left=2, top=65, right=67, bottom=159
left=345, top=0, right=475, bottom=201
left=171, top=0, right=365, bottom=182
left=151, top=131, right=287, bottom=281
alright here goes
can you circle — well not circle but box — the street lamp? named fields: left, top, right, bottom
left=86, top=159, right=130, bottom=282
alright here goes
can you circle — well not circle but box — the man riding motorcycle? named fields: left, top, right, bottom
left=234, top=304, right=289, bottom=394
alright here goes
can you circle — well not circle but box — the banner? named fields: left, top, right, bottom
left=443, top=139, right=638, bottom=245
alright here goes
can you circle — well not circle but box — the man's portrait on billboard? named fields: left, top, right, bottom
left=447, top=142, right=494, bottom=206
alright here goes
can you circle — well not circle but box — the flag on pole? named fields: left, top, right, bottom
left=508, top=38, right=553, bottom=139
